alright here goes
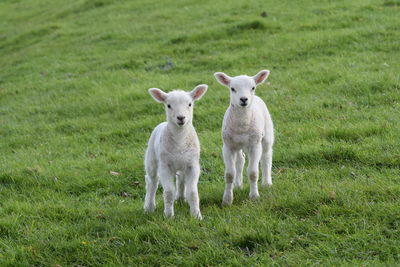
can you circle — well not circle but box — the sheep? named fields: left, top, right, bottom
left=144, top=84, right=208, bottom=219
left=214, top=70, right=274, bottom=205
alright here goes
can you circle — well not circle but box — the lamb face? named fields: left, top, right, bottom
left=164, top=91, right=193, bottom=127
left=229, top=75, right=256, bottom=108
left=149, top=85, right=208, bottom=128
left=214, top=70, right=270, bottom=108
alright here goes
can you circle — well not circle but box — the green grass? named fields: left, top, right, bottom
left=1, top=0, right=399, bottom=265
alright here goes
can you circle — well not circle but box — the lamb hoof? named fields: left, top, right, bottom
left=164, top=212, right=174, bottom=218
left=222, top=193, right=233, bottom=206
left=261, top=181, right=272, bottom=187
left=249, top=193, right=260, bottom=200
left=175, top=194, right=185, bottom=202
left=193, top=212, right=203, bottom=220
left=144, top=203, right=156, bottom=213
left=234, top=182, right=243, bottom=190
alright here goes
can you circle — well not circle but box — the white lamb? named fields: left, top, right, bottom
left=144, top=84, right=208, bottom=219
left=214, top=70, right=274, bottom=205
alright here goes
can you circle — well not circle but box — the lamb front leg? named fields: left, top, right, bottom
left=247, top=143, right=262, bottom=200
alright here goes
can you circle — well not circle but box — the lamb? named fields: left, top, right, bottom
left=214, top=70, right=274, bottom=205
left=144, top=84, right=208, bottom=219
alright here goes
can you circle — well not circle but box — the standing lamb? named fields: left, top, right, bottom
left=214, top=70, right=274, bottom=205
left=144, top=84, right=208, bottom=219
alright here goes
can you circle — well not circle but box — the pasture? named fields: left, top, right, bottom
left=0, top=0, right=399, bottom=265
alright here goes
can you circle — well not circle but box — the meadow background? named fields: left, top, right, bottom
left=1, top=0, right=399, bottom=265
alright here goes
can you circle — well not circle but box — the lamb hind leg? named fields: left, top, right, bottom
left=185, top=164, right=202, bottom=219
left=144, top=174, right=158, bottom=212
left=159, top=164, right=176, bottom=218
left=222, top=144, right=236, bottom=205
left=248, top=143, right=262, bottom=200
left=234, top=150, right=245, bottom=189
left=261, top=142, right=273, bottom=187
left=175, top=171, right=185, bottom=201
left=144, top=151, right=158, bottom=212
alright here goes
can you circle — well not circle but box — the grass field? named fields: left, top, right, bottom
left=1, top=0, right=400, bottom=265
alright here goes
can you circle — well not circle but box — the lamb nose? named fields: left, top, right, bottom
left=177, top=116, right=185, bottom=121
left=240, top=97, right=248, bottom=103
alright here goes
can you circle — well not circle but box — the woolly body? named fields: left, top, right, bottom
left=214, top=70, right=274, bottom=205
left=144, top=86, right=207, bottom=219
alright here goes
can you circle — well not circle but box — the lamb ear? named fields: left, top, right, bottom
left=190, top=84, right=208, bottom=101
left=253, top=70, right=270, bottom=85
left=214, top=72, right=231, bottom=86
left=148, top=88, right=168, bottom=103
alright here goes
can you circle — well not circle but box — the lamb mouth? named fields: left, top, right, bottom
left=177, top=121, right=185, bottom=126
left=240, top=103, right=248, bottom=107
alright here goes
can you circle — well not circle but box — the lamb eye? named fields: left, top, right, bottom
left=231, top=88, right=236, bottom=92
left=252, top=87, right=255, bottom=90
left=189, top=103, right=192, bottom=107
left=167, top=104, right=171, bottom=109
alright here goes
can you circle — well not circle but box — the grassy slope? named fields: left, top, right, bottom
left=0, top=0, right=399, bottom=265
